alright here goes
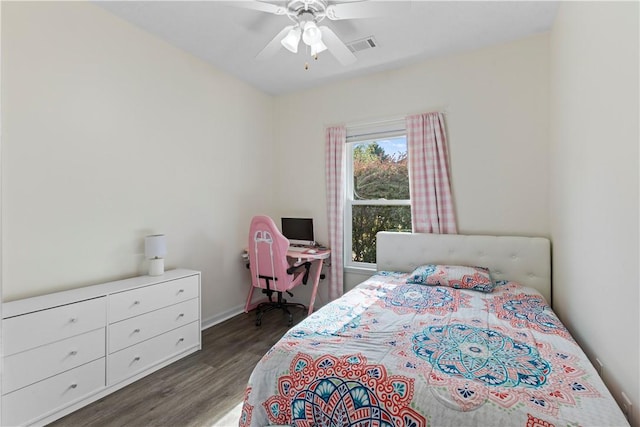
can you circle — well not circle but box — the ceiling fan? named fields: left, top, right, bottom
left=234, top=0, right=392, bottom=66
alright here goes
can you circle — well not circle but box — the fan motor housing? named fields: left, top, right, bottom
left=286, top=0, right=328, bottom=23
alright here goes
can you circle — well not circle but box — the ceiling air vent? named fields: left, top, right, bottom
left=346, top=36, right=377, bottom=53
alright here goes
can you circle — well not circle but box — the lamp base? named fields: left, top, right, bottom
left=149, top=258, right=165, bottom=276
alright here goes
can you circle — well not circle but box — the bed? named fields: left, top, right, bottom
left=240, top=232, right=628, bottom=427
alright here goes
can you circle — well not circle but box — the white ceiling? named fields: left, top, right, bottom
left=95, top=1, right=559, bottom=96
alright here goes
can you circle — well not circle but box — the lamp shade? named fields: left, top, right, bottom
left=145, top=234, right=167, bottom=259
left=310, top=40, right=327, bottom=56
left=302, top=21, right=321, bottom=46
left=281, top=26, right=301, bottom=53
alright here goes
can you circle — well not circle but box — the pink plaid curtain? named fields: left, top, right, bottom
left=406, top=112, right=457, bottom=233
left=325, top=126, right=346, bottom=300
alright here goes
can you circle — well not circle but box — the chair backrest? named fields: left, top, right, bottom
left=248, top=215, right=295, bottom=292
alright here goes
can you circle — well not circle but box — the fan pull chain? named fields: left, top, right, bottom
left=304, top=53, right=320, bottom=71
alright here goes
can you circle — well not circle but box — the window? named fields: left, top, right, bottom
left=345, top=121, right=412, bottom=269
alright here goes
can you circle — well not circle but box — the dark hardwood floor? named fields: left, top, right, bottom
left=50, top=306, right=306, bottom=427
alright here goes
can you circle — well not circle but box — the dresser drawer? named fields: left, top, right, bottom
left=109, top=275, right=199, bottom=323
left=109, top=298, right=199, bottom=353
left=4, top=297, right=107, bottom=356
left=2, top=358, right=105, bottom=427
left=3, top=328, right=106, bottom=394
left=108, top=321, right=199, bottom=386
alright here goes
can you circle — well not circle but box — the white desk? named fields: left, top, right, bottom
left=244, top=248, right=330, bottom=316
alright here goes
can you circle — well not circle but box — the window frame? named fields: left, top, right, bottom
left=344, top=123, right=410, bottom=270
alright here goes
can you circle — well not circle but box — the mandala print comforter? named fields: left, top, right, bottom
left=240, top=272, right=628, bottom=427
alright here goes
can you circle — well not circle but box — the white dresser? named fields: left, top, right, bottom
left=1, top=269, right=201, bottom=426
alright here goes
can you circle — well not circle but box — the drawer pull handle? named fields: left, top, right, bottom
left=134, top=356, right=141, bottom=362
left=133, top=328, right=141, bottom=333
left=178, top=338, right=185, bottom=343
left=178, top=289, right=185, bottom=294
left=133, top=300, right=140, bottom=305
left=70, top=383, right=78, bottom=389
left=69, top=350, right=78, bottom=356
left=177, top=313, right=185, bottom=318
left=70, top=317, right=78, bottom=323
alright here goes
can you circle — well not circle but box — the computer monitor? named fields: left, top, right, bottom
left=281, top=217, right=315, bottom=246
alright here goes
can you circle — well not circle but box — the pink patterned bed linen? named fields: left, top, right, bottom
left=240, top=272, right=628, bottom=427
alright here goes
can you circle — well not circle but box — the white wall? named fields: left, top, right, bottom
left=274, top=34, right=550, bottom=298
left=550, top=2, right=639, bottom=425
left=1, top=2, right=275, bottom=325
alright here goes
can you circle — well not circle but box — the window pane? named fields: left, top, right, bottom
left=353, top=136, right=408, bottom=200
left=351, top=205, right=412, bottom=263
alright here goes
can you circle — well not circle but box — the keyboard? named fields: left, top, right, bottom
left=288, top=246, right=311, bottom=252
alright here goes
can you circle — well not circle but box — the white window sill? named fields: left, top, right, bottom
left=344, top=265, right=377, bottom=275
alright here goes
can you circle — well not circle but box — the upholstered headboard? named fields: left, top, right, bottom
left=376, top=232, right=552, bottom=304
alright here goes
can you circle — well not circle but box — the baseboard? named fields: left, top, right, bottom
left=201, top=304, right=245, bottom=330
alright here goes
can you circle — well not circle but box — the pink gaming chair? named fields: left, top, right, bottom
left=246, top=215, right=309, bottom=326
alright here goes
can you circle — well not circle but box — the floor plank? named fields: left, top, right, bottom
left=50, top=306, right=306, bottom=427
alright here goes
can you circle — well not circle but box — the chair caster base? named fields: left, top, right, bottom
left=254, top=302, right=307, bottom=327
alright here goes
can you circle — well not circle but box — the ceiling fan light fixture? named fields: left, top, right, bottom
left=302, top=21, right=322, bottom=46
left=310, top=40, right=327, bottom=56
left=281, top=26, right=301, bottom=53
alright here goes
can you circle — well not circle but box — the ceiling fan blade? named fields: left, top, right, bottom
left=326, top=1, right=407, bottom=20
left=231, top=1, right=286, bottom=15
left=319, top=26, right=356, bottom=66
left=256, top=25, right=293, bottom=60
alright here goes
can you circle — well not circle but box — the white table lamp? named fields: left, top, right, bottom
left=145, top=234, right=167, bottom=276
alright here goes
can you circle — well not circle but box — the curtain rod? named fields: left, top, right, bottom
left=343, top=108, right=450, bottom=131
left=346, top=115, right=406, bottom=130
